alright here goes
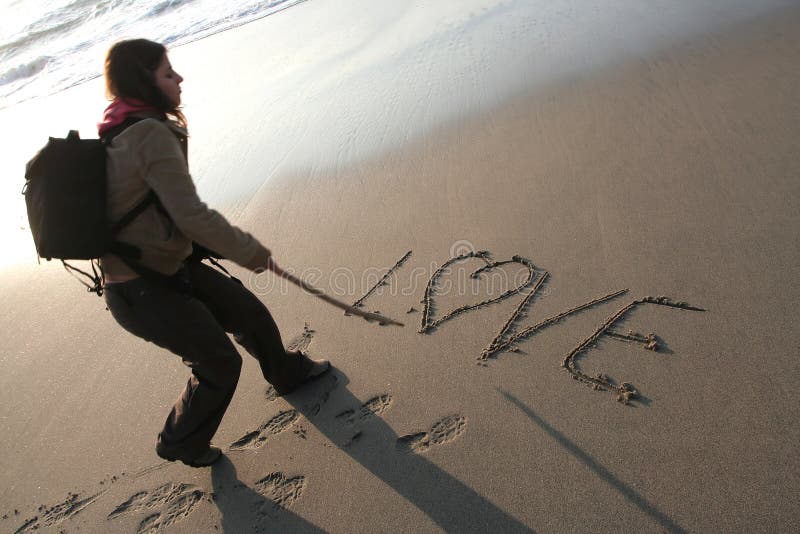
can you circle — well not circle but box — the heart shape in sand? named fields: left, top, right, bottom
left=418, top=251, right=536, bottom=333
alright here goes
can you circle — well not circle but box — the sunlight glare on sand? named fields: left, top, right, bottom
left=1, top=80, right=102, bottom=270
left=2, top=112, right=45, bottom=270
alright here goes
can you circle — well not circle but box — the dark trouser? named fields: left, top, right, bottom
left=104, top=261, right=312, bottom=460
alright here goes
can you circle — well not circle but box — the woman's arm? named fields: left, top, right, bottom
left=135, top=119, right=271, bottom=271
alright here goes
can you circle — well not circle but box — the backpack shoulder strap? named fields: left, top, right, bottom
left=104, top=117, right=167, bottom=257
left=101, top=116, right=146, bottom=145
left=110, top=190, right=158, bottom=236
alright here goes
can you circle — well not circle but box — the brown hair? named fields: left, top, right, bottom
left=104, top=39, right=186, bottom=127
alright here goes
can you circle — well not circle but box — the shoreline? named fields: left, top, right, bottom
left=0, top=0, right=312, bottom=112
left=4, top=0, right=796, bottom=274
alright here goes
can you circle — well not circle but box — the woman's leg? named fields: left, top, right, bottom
left=185, top=261, right=314, bottom=394
left=104, top=277, right=242, bottom=460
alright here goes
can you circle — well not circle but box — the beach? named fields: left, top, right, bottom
left=1, top=0, right=799, bottom=532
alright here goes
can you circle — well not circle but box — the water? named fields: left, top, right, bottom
left=0, top=0, right=308, bottom=109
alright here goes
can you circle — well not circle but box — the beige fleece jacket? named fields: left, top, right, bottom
left=101, top=117, right=270, bottom=277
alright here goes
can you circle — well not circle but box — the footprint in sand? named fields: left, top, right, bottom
left=107, top=482, right=204, bottom=534
left=241, top=372, right=340, bottom=450
left=229, top=409, right=300, bottom=450
left=302, top=372, right=339, bottom=416
left=14, top=491, right=105, bottom=534
left=217, top=471, right=306, bottom=523
left=396, top=414, right=467, bottom=453
left=253, top=472, right=306, bottom=510
left=265, top=371, right=338, bottom=413
left=335, top=394, right=393, bottom=425
left=286, top=323, right=315, bottom=353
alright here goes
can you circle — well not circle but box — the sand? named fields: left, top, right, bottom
left=1, top=0, right=799, bottom=532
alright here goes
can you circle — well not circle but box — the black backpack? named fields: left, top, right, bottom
left=23, top=119, right=237, bottom=296
left=23, top=119, right=159, bottom=294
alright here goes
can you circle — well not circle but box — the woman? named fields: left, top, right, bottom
left=99, top=39, right=329, bottom=467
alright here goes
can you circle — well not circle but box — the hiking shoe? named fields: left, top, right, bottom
left=306, top=358, right=331, bottom=379
left=159, top=446, right=222, bottom=468
left=287, top=351, right=331, bottom=380
left=274, top=355, right=332, bottom=396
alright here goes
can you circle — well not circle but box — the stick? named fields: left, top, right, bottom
left=269, top=263, right=404, bottom=327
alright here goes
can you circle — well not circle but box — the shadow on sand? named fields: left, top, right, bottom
left=277, top=370, right=535, bottom=533
left=498, top=389, right=687, bottom=534
left=211, top=456, right=325, bottom=533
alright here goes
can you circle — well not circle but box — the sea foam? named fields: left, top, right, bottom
left=0, top=0, right=308, bottom=109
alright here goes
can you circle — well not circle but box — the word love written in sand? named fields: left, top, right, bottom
left=348, top=249, right=704, bottom=404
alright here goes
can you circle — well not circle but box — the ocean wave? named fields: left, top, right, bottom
left=147, top=0, right=195, bottom=18
left=0, top=0, right=309, bottom=109
left=0, top=56, right=50, bottom=86
left=0, top=4, right=87, bottom=61
left=163, top=0, right=309, bottom=47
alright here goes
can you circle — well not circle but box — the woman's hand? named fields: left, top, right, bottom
left=264, top=256, right=278, bottom=273
left=254, top=255, right=281, bottom=275
left=249, top=245, right=274, bottom=274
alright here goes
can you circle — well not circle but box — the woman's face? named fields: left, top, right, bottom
left=154, top=54, right=183, bottom=106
